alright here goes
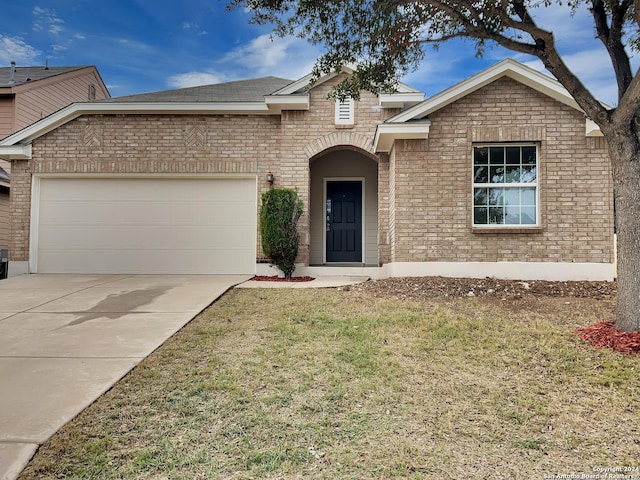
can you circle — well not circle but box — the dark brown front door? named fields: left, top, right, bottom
left=326, top=181, right=362, bottom=263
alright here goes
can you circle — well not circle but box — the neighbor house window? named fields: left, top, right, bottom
left=472, top=143, right=538, bottom=226
left=335, top=97, right=355, bottom=125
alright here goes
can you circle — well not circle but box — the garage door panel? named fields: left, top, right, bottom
left=40, top=202, right=255, bottom=227
left=37, top=249, right=254, bottom=275
left=36, top=177, right=257, bottom=274
left=39, top=225, right=257, bottom=250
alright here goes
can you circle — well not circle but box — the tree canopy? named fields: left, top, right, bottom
left=229, top=0, right=638, bottom=126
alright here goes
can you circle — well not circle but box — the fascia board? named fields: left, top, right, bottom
left=0, top=101, right=273, bottom=146
left=586, top=118, right=604, bottom=136
left=264, top=95, right=309, bottom=111
left=389, top=59, right=584, bottom=123
left=272, top=73, right=315, bottom=95
left=271, top=66, right=356, bottom=95
left=0, top=144, right=32, bottom=160
left=373, top=122, right=431, bottom=153
left=396, top=81, right=422, bottom=93
left=379, top=92, right=425, bottom=108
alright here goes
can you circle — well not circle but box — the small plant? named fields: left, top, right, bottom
left=260, top=188, right=304, bottom=279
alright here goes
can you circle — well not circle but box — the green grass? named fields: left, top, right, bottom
left=19, top=288, right=639, bottom=479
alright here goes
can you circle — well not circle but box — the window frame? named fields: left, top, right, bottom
left=471, top=142, right=540, bottom=229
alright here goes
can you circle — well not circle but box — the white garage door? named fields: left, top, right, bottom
left=34, top=177, right=257, bottom=274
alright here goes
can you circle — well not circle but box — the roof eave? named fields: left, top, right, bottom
left=0, top=101, right=275, bottom=146
left=0, top=144, right=32, bottom=160
left=373, top=122, right=431, bottom=153
left=264, top=95, right=310, bottom=111
left=379, top=92, right=425, bottom=109
left=389, top=59, right=587, bottom=124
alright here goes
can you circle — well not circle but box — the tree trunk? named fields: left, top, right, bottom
left=607, top=132, right=640, bottom=332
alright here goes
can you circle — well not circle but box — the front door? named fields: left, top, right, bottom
left=326, top=180, right=362, bottom=263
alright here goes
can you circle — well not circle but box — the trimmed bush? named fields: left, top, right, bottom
left=260, top=188, right=304, bottom=279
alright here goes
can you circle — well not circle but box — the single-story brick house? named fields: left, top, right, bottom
left=0, top=59, right=614, bottom=280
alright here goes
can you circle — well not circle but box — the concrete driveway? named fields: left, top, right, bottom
left=0, top=274, right=250, bottom=480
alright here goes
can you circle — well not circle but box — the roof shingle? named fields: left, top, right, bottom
left=105, top=76, right=294, bottom=103
left=0, top=66, right=89, bottom=88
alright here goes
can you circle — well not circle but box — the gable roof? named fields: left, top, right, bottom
left=387, top=58, right=584, bottom=124
left=0, top=65, right=90, bottom=88
left=106, top=76, right=294, bottom=103
left=269, top=65, right=424, bottom=108
left=373, top=58, right=604, bottom=152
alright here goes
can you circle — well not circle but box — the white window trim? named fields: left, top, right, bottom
left=335, top=97, right=355, bottom=125
left=471, top=142, right=540, bottom=228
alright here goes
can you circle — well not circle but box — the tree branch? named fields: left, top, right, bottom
left=591, top=0, right=633, bottom=97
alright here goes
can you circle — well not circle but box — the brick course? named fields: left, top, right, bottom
left=10, top=74, right=614, bottom=269
left=388, top=77, right=613, bottom=264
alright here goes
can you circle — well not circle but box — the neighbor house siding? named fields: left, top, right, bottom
left=0, top=188, right=9, bottom=250
left=13, top=70, right=109, bottom=133
left=390, top=76, right=613, bottom=264
left=0, top=97, right=15, bottom=139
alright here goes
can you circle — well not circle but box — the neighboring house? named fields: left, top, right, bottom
left=0, top=62, right=110, bottom=264
left=0, top=62, right=110, bottom=140
left=0, top=59, right=614, bottom=280
left=0, top=166, right=8, bottom=252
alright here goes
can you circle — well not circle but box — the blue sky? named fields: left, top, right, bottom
left=0, top=1, right=628, bottom=104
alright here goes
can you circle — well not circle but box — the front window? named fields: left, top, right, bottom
left=472, top=143, right=538, bottom=226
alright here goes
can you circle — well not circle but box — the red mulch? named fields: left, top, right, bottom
left=574, top=321, right=640, bottom=355
left=250, top=275, right=315, bottom=282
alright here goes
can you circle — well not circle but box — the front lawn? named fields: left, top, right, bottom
left=19, top=281, right=639, bottom=479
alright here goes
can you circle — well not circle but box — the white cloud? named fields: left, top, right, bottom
left=182, top=22, right=207, bottom=36
left=33, top=6, right=65, bottom=35
left=0, top=35, right=41, bottom=64
left=164, top=33, right=320, bottom=90
left=220, top=34, right=320, bottom=79
left=166, top=71, right=226, bottom=88
left=116, top=38, right=155, bottom=54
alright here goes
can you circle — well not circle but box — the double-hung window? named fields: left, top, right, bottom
left=473, top=143, right=538, bottom=227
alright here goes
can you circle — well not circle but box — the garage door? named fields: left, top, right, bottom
left=34, top=177, right=257, bottom=274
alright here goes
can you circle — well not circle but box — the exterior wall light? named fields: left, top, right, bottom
left=266, top=171, right=275, bottom=186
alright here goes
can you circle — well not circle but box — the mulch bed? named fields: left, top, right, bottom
left=250, top=275, right=315, bottom=282
left=574, top=321, right=640, bottom=355
left=358, top=276, right=616, bottom=300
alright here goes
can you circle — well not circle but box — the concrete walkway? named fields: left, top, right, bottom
left=0, top=274, right=250, bottom=480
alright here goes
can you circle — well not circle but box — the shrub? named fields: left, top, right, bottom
left=260, top=188, right=304, bottom=279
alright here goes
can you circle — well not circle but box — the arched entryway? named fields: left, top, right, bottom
left=309, top=148, right=379, bottom=265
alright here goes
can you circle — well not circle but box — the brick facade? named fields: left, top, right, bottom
left=10, top=74, right=395, bottom=265
left=9, top=72, right=614, bottom=272
left=388, top=77, right=613, bottom=264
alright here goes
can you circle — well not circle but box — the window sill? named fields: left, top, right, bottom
left=472, top=226, right=543, bottom=234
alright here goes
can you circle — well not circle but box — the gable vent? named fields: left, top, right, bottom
left=335, top=97, right=355, bottom=125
